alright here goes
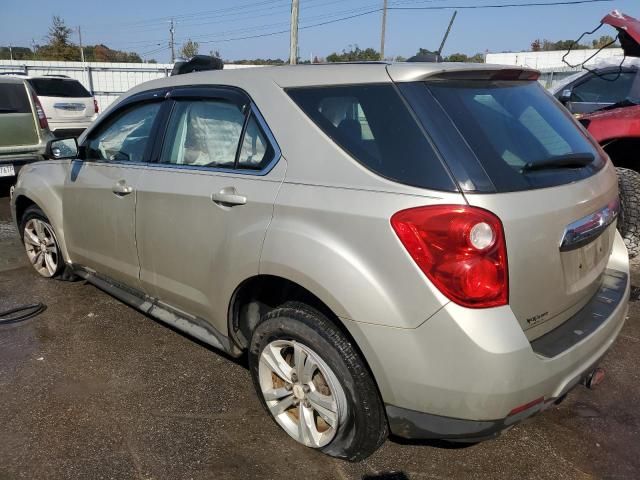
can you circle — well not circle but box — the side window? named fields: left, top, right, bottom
left=570, top=72, right=635, bottom=104
left=160, top=99, right=245, bottom=168
left=237, top=114, right=273, bottom=170
left=86, top=102, right=161, bottom=163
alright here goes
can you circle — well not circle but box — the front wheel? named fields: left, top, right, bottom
left=20, top=205, right=75, bottom=280
left=249, top=302, right=388, bottom=461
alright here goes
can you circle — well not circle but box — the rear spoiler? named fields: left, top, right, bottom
left=601, top=11, right=640, bottom=58
left=386, top=64, right=540, bottom=83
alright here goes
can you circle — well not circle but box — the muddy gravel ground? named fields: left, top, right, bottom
left=0, top=181, right=639, bottom=480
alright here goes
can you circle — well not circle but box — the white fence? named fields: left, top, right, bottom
left=0, top=60, right=258, bottom=110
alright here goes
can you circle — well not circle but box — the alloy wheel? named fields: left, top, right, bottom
left=23, top=219, right=59, bottom=277
left=258, top=339, right=346, bottom=448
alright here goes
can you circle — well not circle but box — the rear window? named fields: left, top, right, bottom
left=409, top=81, right=604, bottom=193
left=287, top=84, right=456, bottom=191
left=28, top=78, right=91, bottom=98
left=0, top=82, right=31, bottom=114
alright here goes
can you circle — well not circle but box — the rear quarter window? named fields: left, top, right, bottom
left=28, top=78, right=91, bottom=98
left=286, top=84, right=456, bottom=192
left=0, top=82, right=31, bottom=114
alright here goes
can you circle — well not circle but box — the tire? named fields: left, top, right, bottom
left=248, top=302, right=388, bottom=461
left=616, top=167, right=640, bottom=258
left=20, top=206, right=76, bottom=280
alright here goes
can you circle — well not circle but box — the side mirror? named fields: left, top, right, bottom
left=559, top=89, right=572, bottom=104
left=46, top=137, right=79, bottom=160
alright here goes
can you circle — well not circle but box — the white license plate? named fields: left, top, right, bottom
left=0, top=164, right=15, bottom=177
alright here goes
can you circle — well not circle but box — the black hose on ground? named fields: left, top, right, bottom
left=0, top=303, right=46, bottom=325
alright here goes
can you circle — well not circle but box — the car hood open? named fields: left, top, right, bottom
left=602, top=10, right=640, bottom=57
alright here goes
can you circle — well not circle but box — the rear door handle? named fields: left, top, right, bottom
left=112, top=181, right=133, bottom=196
left=212, top=187, right=247, bottom=207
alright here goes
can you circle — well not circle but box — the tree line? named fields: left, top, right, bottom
left=1, top=16, right=146, bottom=63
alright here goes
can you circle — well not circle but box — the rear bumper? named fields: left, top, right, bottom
left=51, top=128, right=87, bottom=139
left=0, top=155, right=43, bottom=176
left=49, top=120, right=93, bottom=134
left=343, top=231, right=629, bottom=440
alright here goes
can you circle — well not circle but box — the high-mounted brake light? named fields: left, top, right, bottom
left=430, top=69, right=540, bottom=82
left=391, top=205, right=508, bottom=308
left=30, top=92, right=48, bottom=130
left=490, top=69, right=540, bottom=81
left=93, top=98, right=99, bottom=114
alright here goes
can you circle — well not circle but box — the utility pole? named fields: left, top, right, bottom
left=169, top=19, right=176, bottom=63
left=289, top=0, right=299, bottom=65
left=436, top=10, right=458, bottom=60
left=78, top=26, right=85, bottom=63
left=9, top=45, right=13, bottom=61
left=380, top=0, right=388, bottom=60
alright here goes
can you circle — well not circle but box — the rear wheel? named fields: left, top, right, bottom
left=249, top=302, right=388, bottom=461
left=616, top=167, right=640, bottom=258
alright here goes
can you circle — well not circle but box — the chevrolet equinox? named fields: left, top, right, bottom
left=11, top=63, right=630, bottom=461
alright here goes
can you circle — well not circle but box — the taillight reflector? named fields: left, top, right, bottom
left=391, top=205, right=508, bottom=308
left=508, top=397, right=544, bottom=417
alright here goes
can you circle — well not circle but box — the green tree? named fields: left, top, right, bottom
left=442, top=52, right=484, bottom=63
left=326, top=45, right=380, bottom=62
left=37, top=16, right=79, bottom=60
left=592, top=35, right=618, bottom=49
left=180, top=39, right=199, bottom=59
left=0, top=46, right=33, bottom=60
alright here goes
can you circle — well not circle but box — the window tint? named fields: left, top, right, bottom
left=27, top=78, right=91, bottom=98
left=237, top=114, right=273, bottom=170
left=570, top=71, right=636, bottom=104
left=0, top=83, right=31, bottom=114
left=422, top=80, right=603, bottom=192
left=160, top=100, right=244, bottom=168
left=287, top=84, right=455, bottom=191
left=86, top=102, right=161, bottom=163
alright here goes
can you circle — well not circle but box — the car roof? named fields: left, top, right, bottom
left=0, top=75, right=27, bottom=85
left=125, top=61, right=538, bottom=94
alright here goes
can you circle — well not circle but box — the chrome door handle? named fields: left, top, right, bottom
left=112, top=181, right=133, bottom=196
left=211, top=188, right=247, bottom=207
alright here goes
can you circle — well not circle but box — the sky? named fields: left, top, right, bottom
left=1, top=0, right=638, bottom=63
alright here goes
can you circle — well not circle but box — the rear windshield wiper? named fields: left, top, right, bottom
left=520, top=153, right=595, bottom=173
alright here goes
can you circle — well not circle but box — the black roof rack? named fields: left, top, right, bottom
left=171, top=55, right=224, bottom=76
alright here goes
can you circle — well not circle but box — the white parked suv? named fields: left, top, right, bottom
left=25, top=75, right=98, bottom=137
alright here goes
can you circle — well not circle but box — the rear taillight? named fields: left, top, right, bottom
left=391, top=205, right=508, bottom=308
left=93, top=98, right=99, bottom=114
left=30, top=93, right=48, bottom=130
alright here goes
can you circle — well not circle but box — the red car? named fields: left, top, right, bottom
left=571, top=11, right=640, bottom=256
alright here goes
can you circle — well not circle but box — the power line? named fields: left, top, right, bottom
left=76, top=0, right=615, bottom=58
left=191, top=0, right=614, bottom=46
left=113, top=2, right=382, bottom=49
left=389, top=0, right=613, bottom=10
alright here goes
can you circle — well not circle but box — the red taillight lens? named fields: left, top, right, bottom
left=30, top=93, right=48, bottom=130
left=93, top=98, right=99, bottom=114
left=391, top=205, right=508, bottom=308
